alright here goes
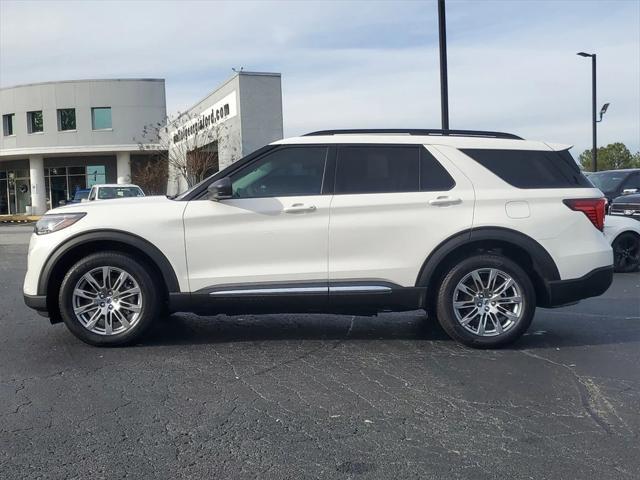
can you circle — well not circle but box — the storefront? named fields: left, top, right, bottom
left=0, top=79, right=166, bottom=215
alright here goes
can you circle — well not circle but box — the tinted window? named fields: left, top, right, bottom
left=623, top=173, right=640, bottom=191
left=335, top=146, right=419, bottom=194
left=420, top=147, right=455, bottom=191
left=588, top=171, right=628, bottom=192
left=462, top=149, right=592, bottom=189
left=27, top=111, right=43, bottom=133
left=231, top=147, right=327, bottom=198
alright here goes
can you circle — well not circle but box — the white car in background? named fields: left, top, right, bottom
left=604, top=215, right=640, bottom=272
left=85, top=184, right=145, bottom=202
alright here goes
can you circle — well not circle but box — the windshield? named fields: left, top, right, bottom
left=588, top=171, right=629, bottom=192
left=73, top=190, right=89, bottom=201
left=98, top=186, right=144, bottom=199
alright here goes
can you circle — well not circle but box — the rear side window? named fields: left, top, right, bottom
left=335, top=146, right=419, bottom=194
left=462, top=148, right=592, bottom=189
left=420, top=147, right=455, bottom=191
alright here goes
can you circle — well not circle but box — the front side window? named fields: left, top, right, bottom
left=27, top=111, right=43, bottom=134
left=2, top=113, right=14, bottom=136
left=91, top=107, right=112, bottom=130
left=230, top=147, right=327, bottom=198
left=335, top=146, right=419, bottom=194
left=57, top=109, right=76, bottom=131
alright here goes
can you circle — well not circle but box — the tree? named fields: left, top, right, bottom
left=136, top=111, right=238, bottom=192
left=131, top=154, right=168, bottom=195
left=579, top=142, right=640, bottom=171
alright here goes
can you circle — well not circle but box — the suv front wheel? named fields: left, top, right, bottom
left=58, top=252, right=160, bottom=346
left=435, top=254, right=536, bottom=348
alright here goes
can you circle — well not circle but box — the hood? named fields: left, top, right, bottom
left=46, top=195, right=174, bottom=215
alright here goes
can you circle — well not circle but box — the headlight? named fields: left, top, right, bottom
left=34, top=213, right=86, bottom=235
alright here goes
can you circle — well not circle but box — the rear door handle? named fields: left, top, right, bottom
left=283, top=203, right=317, bottom=214
left=429, top=196, right=462, bottom=207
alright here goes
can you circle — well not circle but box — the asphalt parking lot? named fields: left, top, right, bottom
left=1, top=224, right=639, bottom=479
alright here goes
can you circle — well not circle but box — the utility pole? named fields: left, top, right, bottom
left=438, top=0, right=449, bottom=131
left=577, top=52, right=598, bottom=171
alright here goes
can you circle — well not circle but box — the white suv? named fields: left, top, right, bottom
left=23, top=129, right=613, bottom=348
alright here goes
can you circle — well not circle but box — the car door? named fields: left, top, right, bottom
left=183, top=145, right=332, bottom=299
left=327, top=144, right=475, bottom=293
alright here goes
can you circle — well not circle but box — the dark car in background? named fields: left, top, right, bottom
left=68, top=188, right=91, bottom=204
left=610, top=193, right=640, bottom=222
left=587, top=169, right=640, bottom=205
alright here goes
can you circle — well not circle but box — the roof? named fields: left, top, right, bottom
left=1, top=78, right=165, bottom=91
left=274, top=130, right=568, bottom=151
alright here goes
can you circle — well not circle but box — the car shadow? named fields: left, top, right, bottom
left=137, top=309, right=640, bottom=350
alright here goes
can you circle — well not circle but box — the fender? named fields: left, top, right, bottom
left=37, top=229, right=181, bottom=295
left=415, top=226, right=560, bottom=288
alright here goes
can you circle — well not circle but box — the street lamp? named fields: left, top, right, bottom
left=577, top=51, right=600, bottom=171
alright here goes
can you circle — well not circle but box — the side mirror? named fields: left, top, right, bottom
left=622, top=188, right=638, bottom=195
left=207, top=177, right=233, bottom=201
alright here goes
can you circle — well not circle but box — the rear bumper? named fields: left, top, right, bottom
left=543, top=265, right=613, bottom=307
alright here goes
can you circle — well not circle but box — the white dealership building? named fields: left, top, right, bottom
left=0, top=71, right=283, bottom=215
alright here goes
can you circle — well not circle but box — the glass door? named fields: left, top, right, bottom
left=0, top=172, right=8, bottom=215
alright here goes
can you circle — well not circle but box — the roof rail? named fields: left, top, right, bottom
left=302, top=129, right=523, bottom=140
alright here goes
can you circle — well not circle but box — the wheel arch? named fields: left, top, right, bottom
left=416, top=227, right=560, bottom=308
left=39, top=230, right=181, bottom=323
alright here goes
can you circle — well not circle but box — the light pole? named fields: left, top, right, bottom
left=438, top=0, right=449, bottom=131
left=577, top=52, right=598, bottom=171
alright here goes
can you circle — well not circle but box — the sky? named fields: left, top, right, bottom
left=1, top=0, right=639, bottom=156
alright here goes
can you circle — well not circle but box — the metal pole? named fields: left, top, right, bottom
left=438, top=0, right=449, bottom=130
left=592, top=54, right=597, bottom=172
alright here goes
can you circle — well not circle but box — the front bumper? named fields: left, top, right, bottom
left=543, top=265, right=613, bottom=307
left=23, top=294, right=48, bottom=313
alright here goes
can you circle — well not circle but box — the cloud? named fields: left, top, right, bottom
left=1, top=0, right=638, bottom=155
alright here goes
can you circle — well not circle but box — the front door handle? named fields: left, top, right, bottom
left=429, top=196, right=462, bottom=207
left=283, top=203, right=317, bottom=214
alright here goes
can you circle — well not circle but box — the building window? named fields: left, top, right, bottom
left=91, top=107, right=112, bottom=130
left=57, top=108, right=76, bottom=131
left=27, top=111, right=43, bottom=134
left=2, top=113, right=14, bottom=136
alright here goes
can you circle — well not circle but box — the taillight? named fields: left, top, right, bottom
left=563, top=198, right=606, bottom=231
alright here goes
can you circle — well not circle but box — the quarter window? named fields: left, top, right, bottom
left=230, top=147, right=327, bottom=198
left=462, top=149, right=591, bottom=189
left=2, top=113, right=14, bottom=136
left=57, top=108, right=76, bottom=131
left=335, top=146, right=419, bottom=194
left=27, top=111, right=43, bottom=134
left=91, top=107, right=112, bottom=130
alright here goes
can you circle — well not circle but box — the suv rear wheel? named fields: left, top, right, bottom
left=58, top=252, right=160, bottom=346
left=435, top=254, right=536, bottom=348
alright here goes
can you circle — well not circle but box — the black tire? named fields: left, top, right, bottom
left=58, top=251, right=160, bottom=346
left=435, top=254, right=536, bottom=348
left=612, top=232, right=640, bottom=273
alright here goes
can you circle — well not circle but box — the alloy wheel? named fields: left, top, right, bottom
left=72, top=266, right=143, bottom=335
left=452, top=268, right=524, bottom=337
left=613, top=235, right=640, bottom=271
